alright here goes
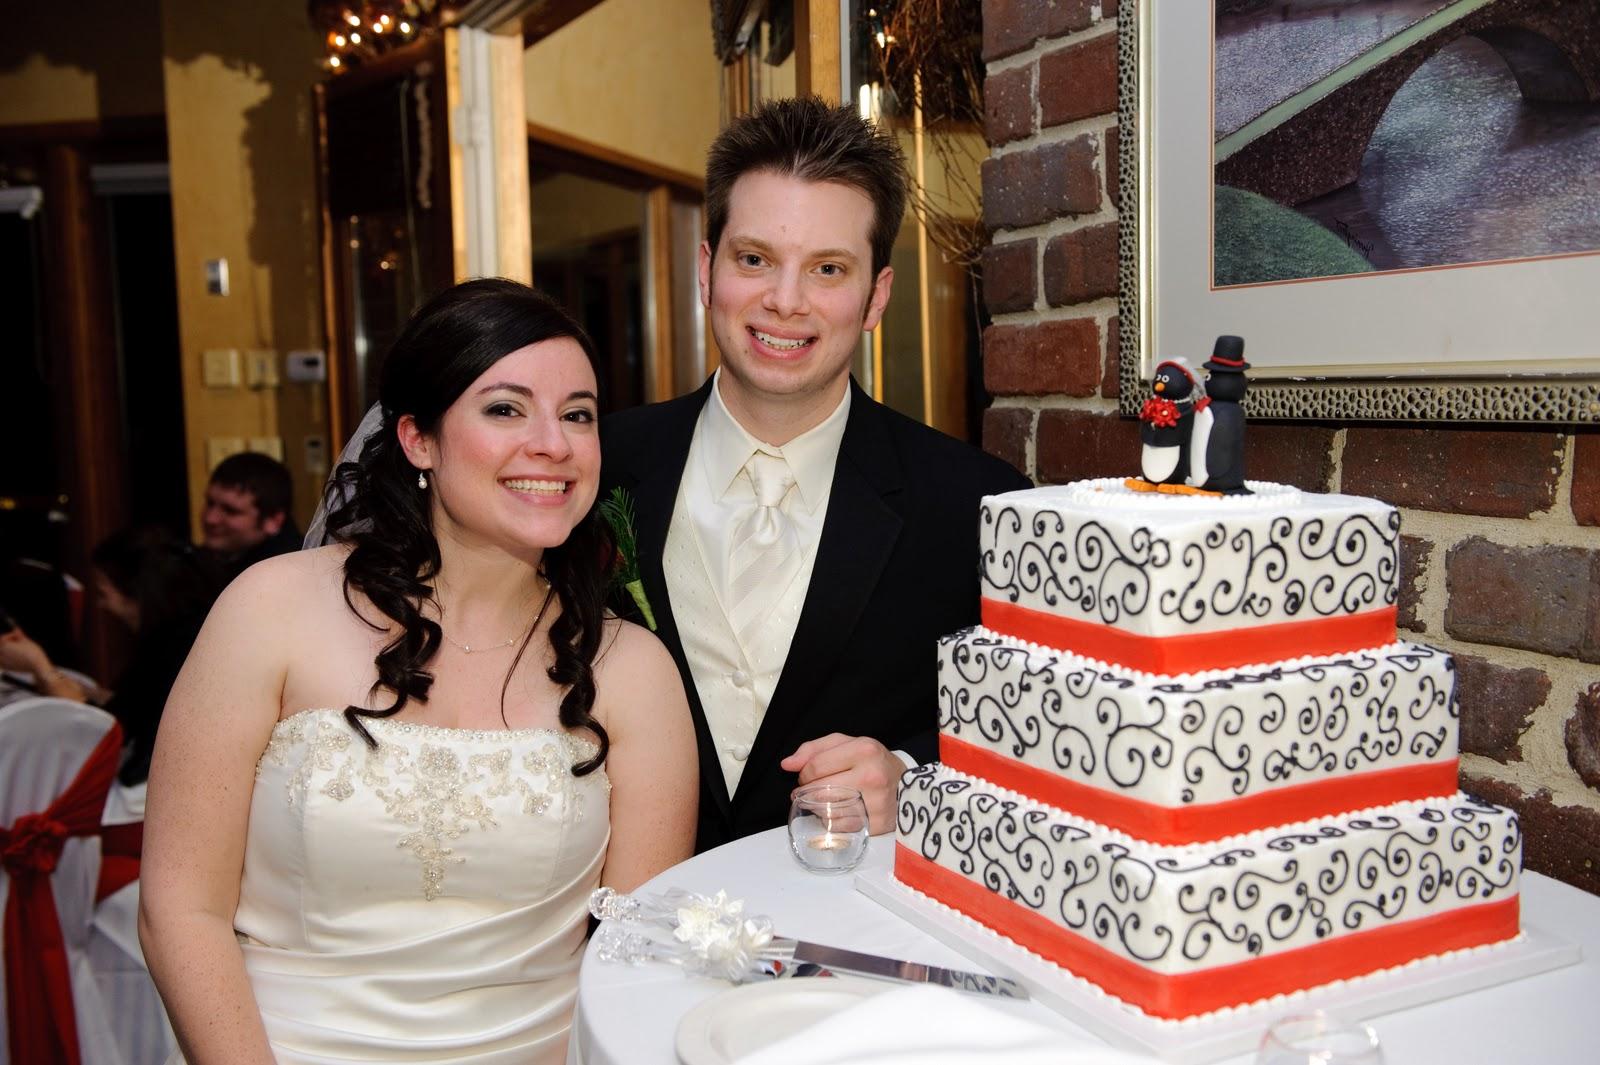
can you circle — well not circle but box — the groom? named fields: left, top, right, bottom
left=601, top=96, right=1030, bottom=852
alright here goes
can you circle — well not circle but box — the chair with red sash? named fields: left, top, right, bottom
left=0, top=698, right=142, bottom=1064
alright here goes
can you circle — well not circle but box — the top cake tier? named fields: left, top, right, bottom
left=978, top=479, right=1399, bottom=673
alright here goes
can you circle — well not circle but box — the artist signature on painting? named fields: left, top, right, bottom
left=1331, top=218, right=1373, bottom=260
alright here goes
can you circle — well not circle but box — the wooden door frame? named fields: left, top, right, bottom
left=527, top=124, right=705, bottom=403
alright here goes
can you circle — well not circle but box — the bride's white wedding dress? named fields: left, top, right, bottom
left=208, top=708, right=610, bottom=1063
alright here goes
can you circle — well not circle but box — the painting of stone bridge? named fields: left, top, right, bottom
left=1213, top=0, right=1600, bottom=288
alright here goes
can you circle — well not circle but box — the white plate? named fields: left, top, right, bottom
left=675, top=977, right=886, bottom=1065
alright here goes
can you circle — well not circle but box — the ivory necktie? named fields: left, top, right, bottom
left=726, top=450, right=802, bottom=646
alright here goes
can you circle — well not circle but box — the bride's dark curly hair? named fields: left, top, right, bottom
left=320, top=278, right=611, bottom=775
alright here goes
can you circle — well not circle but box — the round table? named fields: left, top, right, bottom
left=572, top=827, right=1599, bottom=1065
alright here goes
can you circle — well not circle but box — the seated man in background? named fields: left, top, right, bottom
left=201, top=452, right=301, bottom=578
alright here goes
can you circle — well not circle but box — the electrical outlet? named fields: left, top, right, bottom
left=246, top=436, right=284, bottom=462
left=206, top=436, right=246, bottom=469
left=244, top=350, right=280, bottom=389
left=202, top=348, right=241, bottom=389
left=303, top=435, right=328, bottom=475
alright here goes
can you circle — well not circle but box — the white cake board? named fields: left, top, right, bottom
left=856, top=867, right=1580, bottom=1065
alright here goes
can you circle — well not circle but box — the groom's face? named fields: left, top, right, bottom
left=700, top=170, right=893, bottom=418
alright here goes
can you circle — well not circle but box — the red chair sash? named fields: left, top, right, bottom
left=96, top=820, right=144, bottom=903
left=0, top=721, right=124, bottom=1065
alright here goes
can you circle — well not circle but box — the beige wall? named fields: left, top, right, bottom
left=0, top=0, right=165, bottom=126
left=523, top=0, right=722, bottom=178
left=161, top=0, right=327, bottom=531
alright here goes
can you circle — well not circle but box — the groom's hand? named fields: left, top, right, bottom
left=782, top=734, right=905, bottom=835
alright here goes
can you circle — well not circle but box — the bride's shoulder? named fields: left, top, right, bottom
left=211, top=544, right=352, bottom=621
left=593, top=617, right=686, bottom=716
left=229, top=544, right=348, bottom=595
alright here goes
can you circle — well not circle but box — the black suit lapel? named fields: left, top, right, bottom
left=608, top=379, right=734, bottom=826
left=734, top=384, right=904, bottom=807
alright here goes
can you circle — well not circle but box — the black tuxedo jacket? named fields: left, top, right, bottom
left=600, top=378, right=1031, bottom=851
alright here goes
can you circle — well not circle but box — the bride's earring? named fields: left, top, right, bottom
left=417, top=471, right=428, bottom=490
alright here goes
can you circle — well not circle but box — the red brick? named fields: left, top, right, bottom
left=1574, top=432, right=1600, bottom=526
left=1043, top=223, right=1117, bottom=306
left=1397, top=533, right=1433, bottom=632
left=1102, top=315, right=1120, bottom=399
left=983, top=319, right=1101, bottom=397
left=981, top=239, right=1036, bottom=316
left=985, top=66, right=1033, bottom=147
left=982, top=0, right=1096, bottom=62
left=981, top=137, right=1099, bottom=231
left=1039, top=32, right=1118, bottom=128
left=1104, top=124, right=1120, bottom=209
left=1242, top=424, right=1335, bottom=493
left=1454, top=653, right=1548, bottom=763
left=1342, top=428, right=1563, bottom=519
left=983, top=406, right=1033, bottom=475
left=1445, top=538, right=1600, bottom=663
left=1036, top=409, right=1140, bottom=483
left=1461, top=775, right=1600, bottom=896
left=1567, top=682, right=1600, bottom=790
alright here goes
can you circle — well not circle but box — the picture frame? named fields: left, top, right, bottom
left=1116, top=0, right=1600, bottom=423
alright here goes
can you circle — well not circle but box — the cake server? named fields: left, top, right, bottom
left=768, top=938, right=1028, bottom=998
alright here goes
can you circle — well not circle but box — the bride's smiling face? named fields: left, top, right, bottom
left=399, top=338, right=600, bottom=557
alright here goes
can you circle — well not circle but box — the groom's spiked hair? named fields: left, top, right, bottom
left=704, top=95, right=908, bottom=277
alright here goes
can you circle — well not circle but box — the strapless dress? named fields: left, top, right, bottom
left=190, top=708, right=610, bottom=1063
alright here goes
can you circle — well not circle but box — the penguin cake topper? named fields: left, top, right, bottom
left=1125, top=335, right=1251, bottom=496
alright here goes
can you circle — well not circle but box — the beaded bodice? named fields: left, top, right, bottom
left=228, top=709, right=610, bottom=1063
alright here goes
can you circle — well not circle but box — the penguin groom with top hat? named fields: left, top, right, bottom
left=1188, top=335, right=1251, bottom=495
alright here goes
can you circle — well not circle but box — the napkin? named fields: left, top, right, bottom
left=732, top=984, right=1158, bottom=1065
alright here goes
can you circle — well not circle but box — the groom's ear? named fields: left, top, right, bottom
left=697, top=240, right=713, bottom=308
left=862, top=266, right=894, bottom=331
left=395, top=414, right=434, bottom=472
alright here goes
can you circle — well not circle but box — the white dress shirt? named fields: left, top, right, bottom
left=664, top=371, right=850, bottom=795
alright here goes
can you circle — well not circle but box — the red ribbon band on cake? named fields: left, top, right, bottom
left=939, top=733, right=1460, bottom=844
left=980, top=599, right=1398, bottom=675
left=893, top=844, right=1519, bottom=1019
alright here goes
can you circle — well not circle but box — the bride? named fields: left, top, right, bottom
left=139, top=279, right=698, bottom=1063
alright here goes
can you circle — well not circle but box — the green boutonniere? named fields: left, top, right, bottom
left=598, top=486, right=657, bottom=631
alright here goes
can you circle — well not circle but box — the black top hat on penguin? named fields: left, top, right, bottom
left=1200, top=335, right=1250, bottom=404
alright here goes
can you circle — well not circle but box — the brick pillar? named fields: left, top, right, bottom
left=978, top=1, right=1121, bottom=486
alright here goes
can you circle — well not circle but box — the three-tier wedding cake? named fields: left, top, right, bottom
left=891, top=476, right=1522, bottom=1019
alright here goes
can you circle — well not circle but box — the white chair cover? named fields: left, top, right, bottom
left=0, top=698, right=169, bottom=1065
left=92, top=778, right=173, bottom=1065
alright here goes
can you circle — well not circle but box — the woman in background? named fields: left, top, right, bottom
left=0, top=526, right=222, bottom=785
left=139, top=279, right=697, bottom=1064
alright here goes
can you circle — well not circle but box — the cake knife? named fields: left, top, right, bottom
left=768, top=938, right=1028, bottom=999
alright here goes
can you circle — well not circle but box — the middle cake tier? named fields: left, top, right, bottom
left=937, top=627, right=1459, bottom=843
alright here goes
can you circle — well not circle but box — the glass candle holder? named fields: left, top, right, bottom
left=787, top=784, right=869, bottom=874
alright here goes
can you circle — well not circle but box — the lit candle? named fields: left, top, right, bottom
left=808, top=833, right=850, bottom=852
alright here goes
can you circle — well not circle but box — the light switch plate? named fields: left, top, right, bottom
left=244, top=350, right=280, bottom=389
left=202, top=348, right=241, bottom=389
left=206, top=436, right=246, bottom=469
left=246, top=436, right=284, bottom=462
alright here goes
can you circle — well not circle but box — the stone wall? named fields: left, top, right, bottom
left=977, top=0, right=1600, bottom=894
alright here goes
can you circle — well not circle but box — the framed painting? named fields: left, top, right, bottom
left=1117, top=0, right=1600, bottom=423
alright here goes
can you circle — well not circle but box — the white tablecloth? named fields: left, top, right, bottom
left=573, top=827, right=1599, bottom=1065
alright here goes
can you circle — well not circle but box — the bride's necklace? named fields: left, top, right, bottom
left=441, top=583, right=555, bottom=655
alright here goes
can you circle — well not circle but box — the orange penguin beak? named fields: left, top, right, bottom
left=1154, top=380, right=1165, bottom=393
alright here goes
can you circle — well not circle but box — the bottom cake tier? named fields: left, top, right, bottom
left=894, top=763, right=1522, bottom=1019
